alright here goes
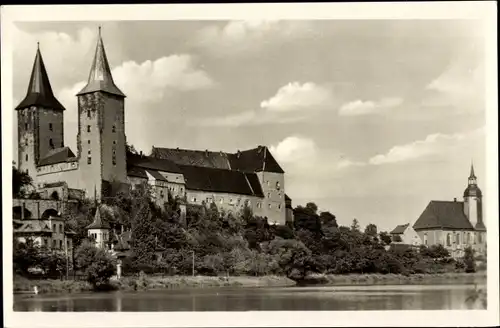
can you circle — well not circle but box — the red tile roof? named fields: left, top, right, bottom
left=413, top=201, right=475, bottom=231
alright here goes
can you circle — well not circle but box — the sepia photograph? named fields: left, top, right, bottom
left=1, top=2, right=498, bottom=327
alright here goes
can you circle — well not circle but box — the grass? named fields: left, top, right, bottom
left=14, top=274, right=296, bottom=295
left=302, top=271, right=487, bottom=286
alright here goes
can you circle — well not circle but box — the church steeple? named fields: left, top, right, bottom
left=76, top=27, right=125, bottom=97
left=468, top=161, right=477, bottom=185
left=15, top=43, right=65, bottom=111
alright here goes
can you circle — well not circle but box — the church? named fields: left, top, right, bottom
left=412, top=164, right=486, bottom=257
left=15, top=28, right=291, bottom=226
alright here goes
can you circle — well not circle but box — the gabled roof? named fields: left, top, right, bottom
left=413, top=201, right=474, bottom=231
left=77, top=28, right=125, bottom=98
left=146, top=169, right=168, bottom=181
left=390, top=223, right=409, bottom=234
left=15, top=45, right=65, bottom=111
left=14, top=220, right=52, bottom=234
left=127, top=153, right=181, bottom=174
left=86, top=207, right=110, bottom=230
left=179, top=164, right=264, bottom=197
left=38, top=147, right=77, bottom=166
left=150, top=145, right=285, bottom=174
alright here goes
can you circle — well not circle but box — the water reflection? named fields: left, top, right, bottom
left=14, top=284, right=486, bottom=312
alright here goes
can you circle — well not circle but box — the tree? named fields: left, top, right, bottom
left=320, top=211, right=338, bottom=228
left=464, top=246, right=476, bottom=273
left=364, top=223, right=378, bottom=237
left=75, top=241, right=115, bottom=287
left=12, top=166, right=33, bottom=198
left=379, top=231, right=392, bottom=245
left=350, top=218, right=360, bottom=232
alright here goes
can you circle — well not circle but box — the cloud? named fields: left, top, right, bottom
left=261, top=82, right=334, bottom=112
left=369, top=127, right=484, bottom=165
left=13, top=25, right=96, bottom=95
left=194, top=20, right=312, bottom=56
left=339, top=97, right=403, bottom=116
left=57, top=54, right=214, bottom=152
left=269, top=136, right=317, bottom=164
left=336, top=159, right=366, bottom=169
left=191, top=82, right=333, bottom=128
left=424, top=45, right=484, bottom=112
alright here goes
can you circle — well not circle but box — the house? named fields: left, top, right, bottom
left=389, top=223, right=421, bottom=246
left=412, top=164, right=486, bottom=258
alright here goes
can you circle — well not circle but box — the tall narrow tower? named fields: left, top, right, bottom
left=463, top=162, right=484, bottom=230
left=76, top=28, right=127, bottom=200
left=15, top=43, right=65, bottom=177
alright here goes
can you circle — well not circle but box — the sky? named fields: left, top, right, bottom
left=11, top=20, right=486, bottom=231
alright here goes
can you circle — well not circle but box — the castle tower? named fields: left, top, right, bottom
left=15, top=43, right=65, bottom=177
left=76, top=28, right=127, bottom=200
left=463, top=162, right=484, bottom=230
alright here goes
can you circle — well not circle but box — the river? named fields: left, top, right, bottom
left=14, top=284, right=485, bottom=311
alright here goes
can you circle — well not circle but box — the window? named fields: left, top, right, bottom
left=276, top=182, right=281, bottom=190
left=87, top=125, right=91, bottom=132
left=424, top=233, right=428, bottom=245
left=267, top=192, right=271, bottom=198
left=49, top=123, right=53, bottom=131
left=88, top=140, right=91, bottom=145
left=192, top=197, right=197, bottom=203
left=59, top=240, right=62, bottom=249
left=53, top=224, right=56, bottom=232
left=88, top=150, right=91, bottom=155
left=278, top=204, right=281, bottom=210
left=268, top=204, right=272, bottom=209
left=113, top=140, right=116, bottom=145
left=25, top=123, right=28, bottom=129
left=67, top=240, right=70, bottom=249
left=455, top=233, right=460, bottom=244
left=266, top=181, right=270, bottom=187
left=229, top=198, right=233, bottom=204
left=160, top=191, right=164, bottom=198
left=112, top=150, right=116, bottom=165
left=44, top=238, right=48, bottom=246
left=52, top=240, right=56, bottom=248
left=446, top=233, right=451, bottom=246
left=478, top=233, right=482, bottom=243
left=25, top=140, right=28, bottom=146
left=87, top=110, right=91, bottom=118
left=112, top=125, right=116, bottom=133
left=257, top=202, right=261, bottom=208
left=87, top=156, right=91, bottom=165
left=60, top=224, right=63, bottom=233
left=49, top=139, right=54, bottom=149
left=26, top=169, right=29, bottom=175
left=220, top=198, right=224, bottom=204
left=25, top=154, right=28, bottom=161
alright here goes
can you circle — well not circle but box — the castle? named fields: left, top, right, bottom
left=15, top=28, right=292, bottom=225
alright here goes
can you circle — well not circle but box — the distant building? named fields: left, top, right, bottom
left=86, top=207, right=111, bottom=249
left=13, top=199, right=75, bottom=256
left=389, top=223, right=421, bottom=246
left=412, top=164, right=486, bottom=257
left=15, top=28, right=291, bottom=226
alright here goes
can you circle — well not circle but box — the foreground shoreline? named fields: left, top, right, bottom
left=14, top=271, right=486, bottom=295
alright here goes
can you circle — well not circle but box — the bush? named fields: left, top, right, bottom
left=75, top=242, right=116, bottom=288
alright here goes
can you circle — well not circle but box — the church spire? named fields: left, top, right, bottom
left=15, top=44, right=65, bottom=111
left=77, top=27, right=125, bottom=97
left=469, top=161, right=476, bottom=179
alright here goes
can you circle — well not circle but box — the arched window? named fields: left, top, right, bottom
left=50, top=190, right=59, bottom=200
left=446, top=233, right=451, bottom=246
left=455, top=233, right=460, bottom=245
left=423, top=233, right=428, bottom=245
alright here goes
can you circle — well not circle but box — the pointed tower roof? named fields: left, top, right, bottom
left=86, top=207, right=110, bottom=230
left=15, top=43, right=65, bottom=111
left=469, top=161, right=476, bottom=179
left=77, top=27, right=125, bottom=97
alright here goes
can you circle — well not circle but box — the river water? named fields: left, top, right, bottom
left=14, top=283, right=485, bottom=311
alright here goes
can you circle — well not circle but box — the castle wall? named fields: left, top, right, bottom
left=17, top=108, right=37, bottom=176
left=77, top=93, right=104, bottom=199
left=186, top=189, right=264, bottom=217
left=256, top=172, right=286, bottom=225
left=37, top=109, right=65, bottom=157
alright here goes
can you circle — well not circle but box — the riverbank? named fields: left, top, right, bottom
left=13, top=274, right=296, bottom=295
left=300, top=271, right=487, bottom=286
